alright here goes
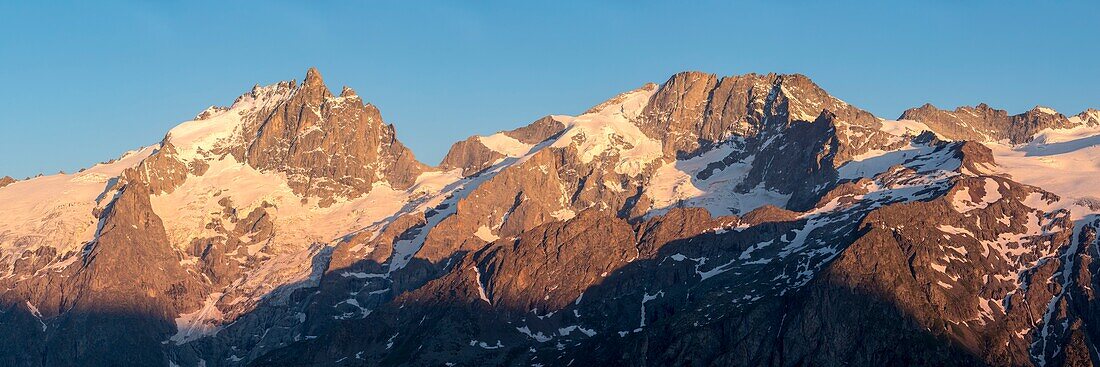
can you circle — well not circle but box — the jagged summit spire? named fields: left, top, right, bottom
left=297, top=67, right=333, bottom=100
left=304, top=67, right=324, bottom=87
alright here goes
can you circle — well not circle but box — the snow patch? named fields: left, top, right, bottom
left=471, top=265, right=491, bottom=304
left=478, top=134, right=534, bottom=157
left=474, top=225, right=499, bottom=243
left=550, top=86, right=663, bottom=176
left=938, top=225, right=974, bottom=237
left=878, top=119, right=936, bottom=137
left=171, top=292, right=225, bottom=345
left=645, top=143, right=789, bottom=217
left=516, top=326, right=552, bottom=342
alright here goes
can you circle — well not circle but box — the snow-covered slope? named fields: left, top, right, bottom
left=548, top=84, right=663, bottom=176
left=988, top=123, right=1100, bottom=218
left=0, top=146, right=154, bottom=260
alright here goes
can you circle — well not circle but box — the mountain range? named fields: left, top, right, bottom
left=2, top=68, right=1099, bottom=366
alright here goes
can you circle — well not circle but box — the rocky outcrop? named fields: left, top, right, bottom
left=1073, top=109, right=1100, bottom=126
left=900, top=103, right=1078, bottom=143
left=474, top=208, right=638, bottom=312
left=439, top=136, right=505, bottom=176
left=501, top=115, right=565, bottom=144
left=419, top=147, right=597, bottom=263
left=440, top=116, right=566, bottom=176
left=122, top=142, right=191, bottom=195
left=0, top=176, right=14, bottom=188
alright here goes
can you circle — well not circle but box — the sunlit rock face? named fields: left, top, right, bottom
left=2, top=68, right=1099, bottom=367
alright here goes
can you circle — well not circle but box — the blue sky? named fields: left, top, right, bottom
left=1, top=1, right=1097, bottom=178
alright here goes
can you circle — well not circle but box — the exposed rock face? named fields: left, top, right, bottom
left=439, top=136, right=506, bottom=176
left=738, top=111, right=842, bottom=210
left=1073, top=108, right=1100, bottom=126
left=440, top=115, right=566, bottom=176
left=501, top=115, right=566, bottom=144
left=230, top=68, right=427, bottom=205
left=636, top=71, right=882, bottom=163
left=899, top=103, right=1078, bottom=143
left=0, top=175, right=205, bottom=366
left=420, top=146, right=600, bottom=263
left=49, top=181, right=201, bottom=366
left=0, top=176, right=14, bottom=188
left=2, top=68, right=1099, bottom=367
left=475, top=208, right=639, bottom=312
left=123, top=142, right=191, bottom=195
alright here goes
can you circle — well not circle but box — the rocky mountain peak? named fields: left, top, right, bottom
left=1073, top=108, right=1100, bottom=126
left=234, top=68, right=426, bottom=205
left=303, top=67, right=325, bottom=88
left=339, top=86, right=357, bottom=98
left=143, top=68, right=429, bottom=207
left=1031, top=105, right=1060, bottom=114
left=438, top=115, right=568, bottom=176
left=636, top=71, right=880, bottom=167
left=899, top=102, right=1076, bottom=143
left=293, top=66, right=335, bottom=103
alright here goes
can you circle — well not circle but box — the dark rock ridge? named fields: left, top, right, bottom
left=0, top=68, right=1098, bottom=367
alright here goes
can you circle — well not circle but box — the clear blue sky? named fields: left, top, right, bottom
left=2, top=1, right=1098, bottom=178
